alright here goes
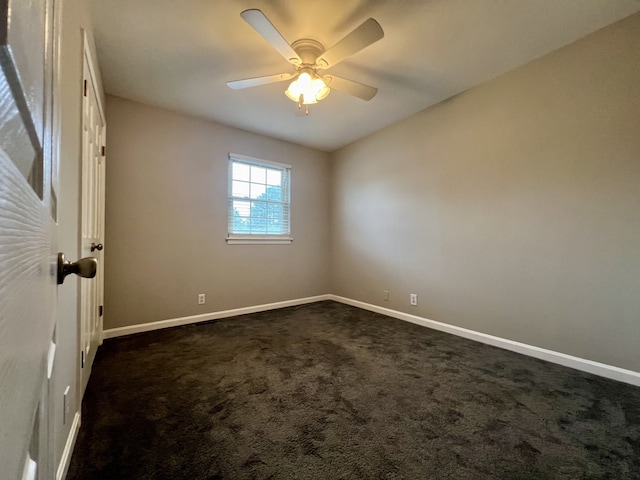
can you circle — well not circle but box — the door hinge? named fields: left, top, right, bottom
left=81, top=350, right=85, bottom=368
left=101, top=145, right=106, bottom=156
left=99, top=305, right=104, bottom=317
left=83, top=79, right=87, bottom=97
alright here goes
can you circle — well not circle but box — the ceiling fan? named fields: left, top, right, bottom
left=227, top=9, right=384, bottom=114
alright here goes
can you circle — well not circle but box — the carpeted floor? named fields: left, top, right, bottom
left=67, top=301, right=640, bottom=479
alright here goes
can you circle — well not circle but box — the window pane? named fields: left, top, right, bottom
left=232, top=180, right=250, bottom=198
left=265, top=186, right=281, bottom=201
left=266, top=204, right=283, bottom=234
left=250, top=200, right=267, bottom=222
left=267, top=203, right=282, bottom=220
left=231, top=200, right=250, bottom=233
left=266, top=169, right=281, bottom=186
left=250, top=216, right=267, bottom=234
left=250, top=166, right=266, bottom=184
left=250, top=183, right=266, bottom=199
left=267, top=223, right=283, bottom=234
left=232, top=162, right=250, bottom=181
left=233, top=216, right=250, bottom=233
left=233, top=200, right=250, bottom=217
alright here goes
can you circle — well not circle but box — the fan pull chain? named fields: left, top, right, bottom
left=297, top=94, right=310, bottom=116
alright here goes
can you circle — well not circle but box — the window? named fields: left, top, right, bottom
left=227, top=154, right=292, bottom=244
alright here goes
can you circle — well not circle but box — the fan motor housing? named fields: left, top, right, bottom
left=291, top=39, right=325, bottom=66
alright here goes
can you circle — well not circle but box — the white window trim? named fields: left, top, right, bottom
left=229, top=153, right=291, bottom=170
left=226, top=235, right=293, bottom=245
left=227, top=153, right=292, bottom=245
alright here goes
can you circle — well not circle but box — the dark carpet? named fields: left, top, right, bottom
left=67, top=301, right=640, bottom=479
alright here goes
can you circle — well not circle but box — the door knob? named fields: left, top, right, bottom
left=57, top=252, right=97, bottom=284
left=91, top=243, right=103, bottom=252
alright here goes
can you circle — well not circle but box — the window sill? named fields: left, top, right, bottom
left=226, top=235, right=293, bottom=245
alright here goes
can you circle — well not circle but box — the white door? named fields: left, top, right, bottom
left=80, top=37, right=106, bottom=394
left=0, top=0, right=59, bottom=478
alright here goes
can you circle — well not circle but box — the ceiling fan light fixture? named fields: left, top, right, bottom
left=285, top=70, right=330, bottom=105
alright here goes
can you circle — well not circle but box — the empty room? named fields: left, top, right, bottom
left=1, top=1, right=639, bottom=479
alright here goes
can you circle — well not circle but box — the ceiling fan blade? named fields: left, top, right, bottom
left=227, top=73, right=294, bottom=90
left=317, top=18, right=384, bottom=68
left=240, top=9, right=301, bottom=64
left=324, top=75, right=378, bottom=101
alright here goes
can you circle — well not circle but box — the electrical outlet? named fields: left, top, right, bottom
left=410, top=293, right=418, bottom=306
left=198, top=293, right=205, bottom=305
left=63, top=386, right=70, bottom=425
left=383, top=290, right=389, bottom=301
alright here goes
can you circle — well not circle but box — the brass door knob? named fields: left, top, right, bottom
left=91, top=243, right=103, bottom=252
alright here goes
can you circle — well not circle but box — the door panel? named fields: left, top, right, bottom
left=0, top=0, right=57, bottom=477
left=0, top=147, right=55, bottom=480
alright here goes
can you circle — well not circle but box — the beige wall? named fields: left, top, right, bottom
left=104, top=96, right=331, bottom=329
left=330, top=13, right=640, bottom=372
left=103, top=14, right=640, bottom=371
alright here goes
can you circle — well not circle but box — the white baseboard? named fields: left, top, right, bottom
left=101, top=293, right=640, bottom=387
left=56, top=411, right=80, bottom=480
left=103, top=295, right=331, bottom=339
left=329, top=295, right=640, bottom=387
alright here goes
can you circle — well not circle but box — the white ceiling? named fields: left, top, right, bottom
left=88, top=0, right=640, bottom=152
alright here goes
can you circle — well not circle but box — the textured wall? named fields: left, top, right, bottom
left=104, top=97, right=331, bottom=329
left=330, top=13, right=640, bottom=371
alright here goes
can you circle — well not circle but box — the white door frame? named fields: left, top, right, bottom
left=79, top=29, right=106, bottom=396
